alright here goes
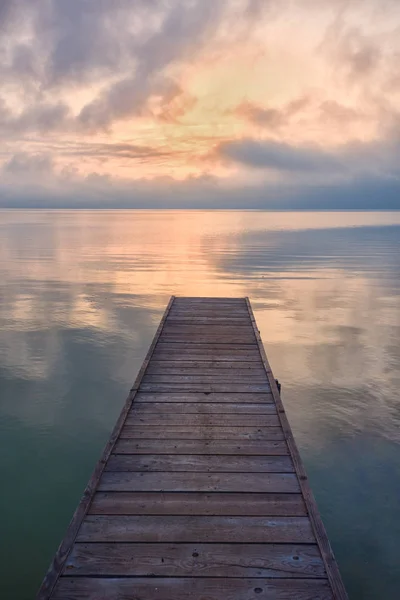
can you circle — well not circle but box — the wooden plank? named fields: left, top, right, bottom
left=166, top=322, right=251, bottom=327
left=131, top=402, right=277, bottom=414
left=106, top=454, right=294, bottom=473
left=152, top=352, right=261, bottom=362
left=155, top=342, right=260, bottom=350
left=171, top=298, right=246, bottom=303
left=120, top=426, right=285, bottom=440
left=146, top=366, right=266, bottom=376
left=139, top=383, right=271, bottom=393
left=168, top=313, right=250, bottom=319
left=89, top=491, right=306, bottom=516
left=169, top=304, right=248, bottom=309
left=141, top=374, right=268, bottom=383
left=52, top=577, right=334, bottom=600
left=173, top=297, right=246, bottom=303
left=161, top=332, right=255, bottom=339
left=166, top=323, right=252, bottom=329
left=64, top=542, right=326, bottom=578
left=169, top=309, right=249, bottom=314
left=169, top=304, right=249, bottom=310
left=246, top=298, right=348, bottom=600
left=170, top=299, right=246, bottom=304
left=171, top=303, right=247, bottom=309
left=162, top=325, right=254, bottom=332
left=77, top=515, right=312, bottom=543
left=163, top=320, right=251, bottom=326
left=168, top=303, right=249, bottom=317
left=167, top=317, right=251, bottom=323
left=98, top=472, right=299, bottom=493
left=160, top=330, right=255, bottom=336
left=160, top=332, right=256, bottom=338
left=154, top=345, right=261, bottom=353
left=133, top=392, right=275, bottom=403
left=159, top=338, right=258, bottom=345
left=148, top=360, right=266, bottom=370
left=169, top=308, right=249, bottom=318
left=167, top=318, right=250, bottom=323
left=154, top=347, right=260, bottom=354
left=113, top=439, right=289, bottom=455
left=125, top=414, right=280, bottom=427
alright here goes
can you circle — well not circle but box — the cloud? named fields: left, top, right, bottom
left=68, top=142, right=167, bottom=160
left=218, top=139, right=344, bottom=173
left=3, top=152, right=54, bottom=176
left=321, top=16, right=383, bottom=81
left=78, top=75, right=183, bottom=131
left=76, top=1, right=229, bottom=130
left=1, top=151, right=400, bottom=210
left=0, top=102, right=72, bottom=135
left=237, top=97, right=310, bottom=129
left=318, top=100, right=363, bottom=124
left=1, top=0, right=400, bottom=207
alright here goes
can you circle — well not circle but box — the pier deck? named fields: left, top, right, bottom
left=37, top=297, right=347, bottom=599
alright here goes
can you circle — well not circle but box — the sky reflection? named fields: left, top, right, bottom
left=0, top=210, right=400, bottom=599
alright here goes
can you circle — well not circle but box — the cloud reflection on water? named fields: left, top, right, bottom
left=1, top=209, right=400, bottom=599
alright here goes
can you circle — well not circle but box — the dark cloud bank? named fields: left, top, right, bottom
left=1, top=166, right=400, bottom=210
left=2, top=135, right=400, bottom=208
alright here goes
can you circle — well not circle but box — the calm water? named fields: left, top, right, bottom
left=1, top=210, right=400, bottom=600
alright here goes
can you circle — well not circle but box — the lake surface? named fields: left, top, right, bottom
left=1, top=210, right=399, bottom=600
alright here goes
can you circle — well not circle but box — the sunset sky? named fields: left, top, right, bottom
left=1, top=0, right=400, bottom=208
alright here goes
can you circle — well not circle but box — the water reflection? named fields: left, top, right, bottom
left=0, top=210, right=400, bottom=599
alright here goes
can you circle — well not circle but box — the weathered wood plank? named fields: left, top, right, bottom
left=146, top=366, right=266, bottom=376
left=169, top=306, right=249, bottom=322
left=160, top=332, right=257, bottom=340
left=162, top=325, right=254, bottom=333
left=163, top=320, right=251, bottom=326
left=173, top=297, right=246, bottom=303
left=164, top=323, right=252, bottom=327
left=162, top=318, right=254, bottom=328
left=148, top=360, right=266, bottom=370
left=153, top=348, right=260, bottom=355
left=159, top=338, right=257, bottom=345
left=106, top=454, right=294, bottom=473
left=168, top=316, right=250, bottom=322
left=113, top=439, right=289, bottom=455
left=64, top=542, right=326, bottom=578
left=133, top=392, right=275, bottom=403
left=152, top=352, right=261, bottom=362
left=89, top=491, right=306, bottom=516
left=77, top=515, right=312, bottom=543
left=167, top=316, right=250, bottom=322
left=167, top=303, right=249, bottom=317
left=131, top=402, right=277, bottom=415
left=170, top=304, right=246, bottom=310
left=154, top=345, right=261, bottom=353
left=141, top=374, right=268, bottom=383
left=125, top=414, right=280, bottom=427
left=139, top=383, right=271, bottom=393
left=98, top=472, right=299, bottom=493
left=52, top=577, right=334, bottom=600
left=120, top=426, right=285, bottom=440
left=155, top=342, right=260, bottom=350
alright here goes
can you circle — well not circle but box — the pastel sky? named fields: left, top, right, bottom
left=1, top=0, right=400, bottom=208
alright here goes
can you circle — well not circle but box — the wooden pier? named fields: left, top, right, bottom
left=37, top=297, right=347, bottom=600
